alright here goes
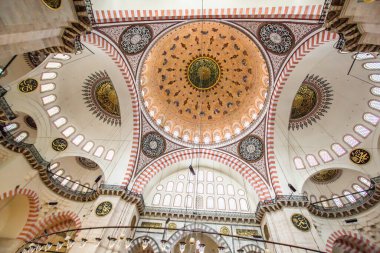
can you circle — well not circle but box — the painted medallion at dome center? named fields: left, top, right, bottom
left=140, top=21, right=269, bottom=145
left=187, top=56, right=221, bottom=90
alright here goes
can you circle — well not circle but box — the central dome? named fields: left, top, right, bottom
left=140, top=21, right=269, bottom=145
left=187, top=56, right=221, bottom=90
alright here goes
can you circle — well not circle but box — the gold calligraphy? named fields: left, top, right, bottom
left=350, top=149, right=370, bottom=165
left=51, top=138, right=68, bottom=151
left=291, top=214, right=311, bottom=232
left=95, top=201, right=112, bottom=216
left=18, top=79, right=38, bottom=93
left=141, top=222, right=162, bottom=228
left=236, top=229, right=260, bottom=237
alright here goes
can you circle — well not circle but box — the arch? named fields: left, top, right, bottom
left=32, top=211, right=81, bottom=241
left=239, top=244, right=265, bottom=253
left=265, top=30, right=338, bottom=194
left=0, top=188, right=39, bottom=242
left=326, top=229, right=380, bottom=253
left=127, top=236, right=161, bottom=253
left=166, top=223, right=231, bottom=253
left=82, top=32, right=140, bottom=186
left=131, top=149, right=271, bottom=200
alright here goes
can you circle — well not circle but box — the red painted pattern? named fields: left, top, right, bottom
left=131, top=148, right=272, bottom=200
left=326, top=229, right=380, bottom=253
left=82, top=32, right=140, bottom=186
left=265, top=30, right=338, bottom=195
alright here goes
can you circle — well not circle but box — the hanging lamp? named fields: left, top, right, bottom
left=179, top=241, right=186, bottom=252
left=125, top=237, right=132, bottom=249
left=160, top=239, right=168, bottom=250
left=142, top=237, right=150, bottom=249
left=218, top=246, right=225, bottom=253
left=199, top=243, right=206, bottom=253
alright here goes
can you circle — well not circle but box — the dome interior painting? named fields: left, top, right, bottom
left=1, top=1, right=380, bottom=253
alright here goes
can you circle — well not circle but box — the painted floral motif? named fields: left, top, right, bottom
left=76, top=157, right=99, bottom=170
left=82, top=71, right=121, bottom=126
left=119, top=25, right=152, bottom=55
left=238, top=135, right=264, bottom=162
left=142, top=132, right=166, bottom=158
left=289, top=74, right=333, bottom=130
left=259, top=23, right=294, bottom=54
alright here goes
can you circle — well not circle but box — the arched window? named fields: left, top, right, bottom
left=369, top=100, right=380, bottom=111
left=318, top=150, right=333, bottom=162
left=240, top=199, right=249, bottom=211
left=310, top=195, right=317, bottom=203
left=343, top=190, right=356, bottom=203
left=198, top=170, right=204, bottom=181
left=71, top=181, right=80, bottom=191
left=3, top=123, right=18, bottom=132
left=306, top=155, right=319, bottom=167
left=320, top=196, right=329, bottom=208
left=371, top=87, right=380, bottom=96
left=196, top=196, right=203, bottom=209
left=40, top=83, right=56, bottom=92
left=105, top=150, right=115, bottom=161
left=41, top=94, right=56, bottom=105
left=363, top=62, right=380, bottom=70
left=227, top=185, right=234, bottom=196
left=185, top=196, right=192, bottom=208
left=72, top=134, right=84, bottom=146
left=217, top=198, right=226, bottom=210
left=354, top=125, right=371, bottom=138
left=62, top=126, right=75, bottom=137
left=82, top=141, right=94, bottom=152
left=82, top=183, right=90, bottom=193
left=217, top=184, right=224, bottom=195
left=353, top=184, right=367, bottom=197
left=228, top=198, right=237, bottom=210
left=94, top=146, right=105, bottom=157
left=53, top=117, right=67, bottom=128
left=207, top=184, right=214, bottom=194
left=294, top=157, right=305, bottom=169
left=46, top=106, right=60, bottom=116
left=353, top=53, right=374, bottom=60
left=61, top=176, right=71, bottom=186
left=41, top=72, right=57, bottom=80
left=163, top=194, right=171, bottom=206
left=358, top=176, right=371, bottom=187
left=152, top=193, right=161, bottom=205
left=49, top=162, right=59, bottom=171
left=197, top=183, right=203, bottom=194
left=14, top=132, right=28, bottom=142
left=176, top=182, right=184, bottom=193
left=53, top=54, right=71, bottom=60
left=332, top=195, right=344, bottom=207
left=206, top=197, right=214, bottom=209
left=370, top=74, right=380, bottom=83
left=166, top=182, right=174, bottom=192
left=207, top=171, right=213, bottom=182
left=187, top=183, right=194, bottom=193
left=173, top=195, right=182, bottom=207
left=363, top=113, right=379, bottom=126
left=343, top=134, right=360, bottom=147
left=52, top=169, right=64, bottom=179
left=331, top=143, right=347, bottom=156
left=46, top=62, right=62, bottom=69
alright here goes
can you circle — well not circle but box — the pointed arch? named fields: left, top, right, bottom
left=131, top=148, right=271, bottom=200
left=326, top=229, right=380, bottom=253
left=127, top=236, right=161, bottom=253
left=0, top=188, right=39, bottom=241
left=82, top=32, right=140, bottom=186
left=239, top=244, right=265, bottom=253
left=266, top=30, right=338, bottom=194
left=166, top=223, right=231, bottom=253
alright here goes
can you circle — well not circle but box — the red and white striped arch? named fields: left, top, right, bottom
left=131, top=148, right=272, bottom=200
left=326, top=229, right=380, bottom=253
left=0, top=188, right=40, bottom=242
left=82, top=32, right=140, bottom=186
left=265, top=30, right=338, bottom=195
left=33, top=211, right=81, bottom=241
left=94, top=5, right=323, bottom=24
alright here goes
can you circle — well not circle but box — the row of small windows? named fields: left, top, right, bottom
left=310, top=177, right=371, bottom=207
left=353, top=52, right=380, bottom=82
left=169, top=171, right=225, bottom=182
left=49, top=166, right=91, bottom=193
left=157, top=182, right=245, bottom=196
left=294, top=122, right=376, bottom=169
left=40, top=55, right=115, bottom=161
left=3, top=124, right=29, bottom=142
left=152, top=194, right=249, bottom=211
